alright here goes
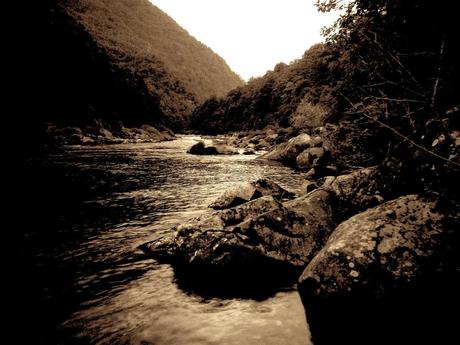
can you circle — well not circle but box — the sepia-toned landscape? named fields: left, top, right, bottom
left=6, top=1, right=459, bottom=345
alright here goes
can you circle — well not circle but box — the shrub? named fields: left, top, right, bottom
left=289, top=100, right=327, bottom=132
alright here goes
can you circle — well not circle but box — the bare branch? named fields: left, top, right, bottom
left=341, top=94, right=460, bottom=168
left=361, top=33, right=425, bottom=93
left=431, top=34, right=446, bottom=107
left=363, top=96, right=425, bottom=104
left=444, top=105, right=460, bottom=116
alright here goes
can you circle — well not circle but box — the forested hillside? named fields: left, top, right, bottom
left=192, top=0, right=459, bottom=189
left=8, top=0, right=242, bottom=148
left=65, top=0, right=243, bottom=117
left=191, top=44, right=341, bottom=133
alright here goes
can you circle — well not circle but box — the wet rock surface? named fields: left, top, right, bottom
left=223, top=127, right=289, bottom=153
left=260, top=133, right=334, bottom=175
left=209, top=178, right=295, bottom=210
left=262, top=133, right=314, bottom=166
left=320, top=162, right=407, bottom=220
left=298, top=194, right=459, bottom=345
left=187, top=140, right=238, bottom=155
left=141, top=183, right=336, bottom=288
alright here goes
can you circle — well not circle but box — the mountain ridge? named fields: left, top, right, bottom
left=65, top=0, right=243, bottom=105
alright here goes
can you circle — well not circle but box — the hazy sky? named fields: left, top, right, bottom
left=150, top=0, right=340, bottom=80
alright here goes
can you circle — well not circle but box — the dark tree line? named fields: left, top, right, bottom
left=191, top=0, right=459, bottom=197
left=191, top=44, right=341, bottom=133
left=316, top=0, right=459, bottom=194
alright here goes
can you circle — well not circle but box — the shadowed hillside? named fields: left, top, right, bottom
left=8, top=0, right=242, bottom=149
left=65, top=0, right=243, bottom=117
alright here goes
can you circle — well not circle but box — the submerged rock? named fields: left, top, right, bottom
left=187, top=141, right=207, bottom=154
left=298, top=194, right=458, bottom=345
left=187, top=141, right=238, bottom=155
left=213, top=143, right=238, bottom=155
left=208, top=178, right=295, bottom=210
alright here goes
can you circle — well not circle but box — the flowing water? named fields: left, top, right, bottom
left=9, top=135, right=311, bottom=345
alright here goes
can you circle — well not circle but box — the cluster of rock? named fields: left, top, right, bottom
left=186, top=128, right=289, bottom=156
left=141, top=179, right=335, bottom=284
left=224, top=127, right=289, bottom=152
left=142, top=148, right=458, bottom=343
left=46, top=123, right=175, bottom=146
left=261, top=131, right=337, bottom=177
left=186, top=129, right=332, bottom=158
left=141, top=164, right=402, bottom=279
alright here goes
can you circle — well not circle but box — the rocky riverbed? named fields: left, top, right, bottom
left=143, top=131, right=460, bottom=345
left=45, top=122, right=176, bottom=146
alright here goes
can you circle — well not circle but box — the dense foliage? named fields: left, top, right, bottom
left=316, top=0, right=459, bottom=194
left=191, top=44, right=341, bottom=133
left=193, top=0, right=459, bottom=195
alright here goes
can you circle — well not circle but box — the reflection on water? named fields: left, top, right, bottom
left=11, top=135, right=311, bottom=345
left=66, top=266, right=308, bottom=345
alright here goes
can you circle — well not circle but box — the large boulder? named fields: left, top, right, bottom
left=321, top=163, right=406, bottom=220
left=208, top=178, right=295, bottom=210
left=141, top=189, right=336, bottom=287
left=232, top=189, right=335, bottom=268
left=296, top=146, right=329, bottom=170
left=142, top=196, right=282, bottom=261
left=261, top=133, right=313, bottom=165
left=298, top=194, right=459, bottom=345
left=261, top=133, right=333, bottom=171
left=322, top=166, right=380, bottom=216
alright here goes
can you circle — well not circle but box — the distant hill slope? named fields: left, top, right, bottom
left=9, top=0, right=242, bottom=141
left=191, top=44, right=340, bottom=134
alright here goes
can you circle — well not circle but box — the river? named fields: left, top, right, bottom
left=8, top=135, right=311, bottom=345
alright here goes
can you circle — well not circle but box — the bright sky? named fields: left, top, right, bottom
left=150, top=0, right=340, bottom=80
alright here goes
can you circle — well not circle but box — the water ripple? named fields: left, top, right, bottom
left=19, top=135, right=311, bottom=345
